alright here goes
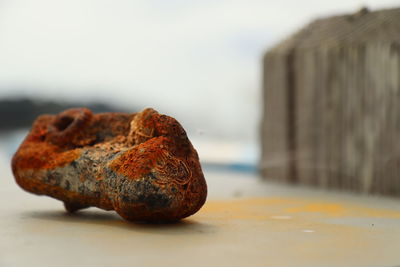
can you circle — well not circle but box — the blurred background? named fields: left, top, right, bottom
left=3, top=3, right=400, bottom=265
left=0, top=0, right=398, bottom=176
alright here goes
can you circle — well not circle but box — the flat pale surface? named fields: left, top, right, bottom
left=1, top=151, right=400, bottom=266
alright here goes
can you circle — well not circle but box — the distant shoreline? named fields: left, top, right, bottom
left=0, top=98, right=133, bottom=131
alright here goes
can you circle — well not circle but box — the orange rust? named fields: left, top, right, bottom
left=109, top=136, right=171, bottom=180
left=12, top=107, right=207, bottom=222
left=12, top=141, right=81, bottom=170
left=11, top=114, right=82, bottom=170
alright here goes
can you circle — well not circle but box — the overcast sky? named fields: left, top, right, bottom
left=0, top=0, right=398, bottom=140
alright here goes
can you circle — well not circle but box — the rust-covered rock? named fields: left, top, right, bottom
left=12, top=108, right=207, bottom=222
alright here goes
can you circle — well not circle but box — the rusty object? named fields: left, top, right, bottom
left=11, top=108, right=207, bottom=222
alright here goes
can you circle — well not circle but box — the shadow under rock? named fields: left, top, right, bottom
left=22, top=208, right=217, bottom=235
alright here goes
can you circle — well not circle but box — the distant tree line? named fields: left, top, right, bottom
left=0, top=98, right=131, bottom=131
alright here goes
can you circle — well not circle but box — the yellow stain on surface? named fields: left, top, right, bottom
left=197, top=197, right=400, bottom=221
left=198, top=197, right=293, bottom=220
left=286, top=203, right=345, bottom=216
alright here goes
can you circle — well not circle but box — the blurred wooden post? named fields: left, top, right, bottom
left=260, top=7, right=400, bottom=196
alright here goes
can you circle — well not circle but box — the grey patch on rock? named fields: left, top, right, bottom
left=116, top=174, right=172, bottom=210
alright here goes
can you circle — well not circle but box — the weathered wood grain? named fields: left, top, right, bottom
left=261, top=8, right=400, bottom=196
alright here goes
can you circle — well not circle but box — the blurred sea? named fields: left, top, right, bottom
left=0, top=130, right=27, bottom=161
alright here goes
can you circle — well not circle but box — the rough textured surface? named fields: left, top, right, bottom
left=12, top=108, right=207, bottom=222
